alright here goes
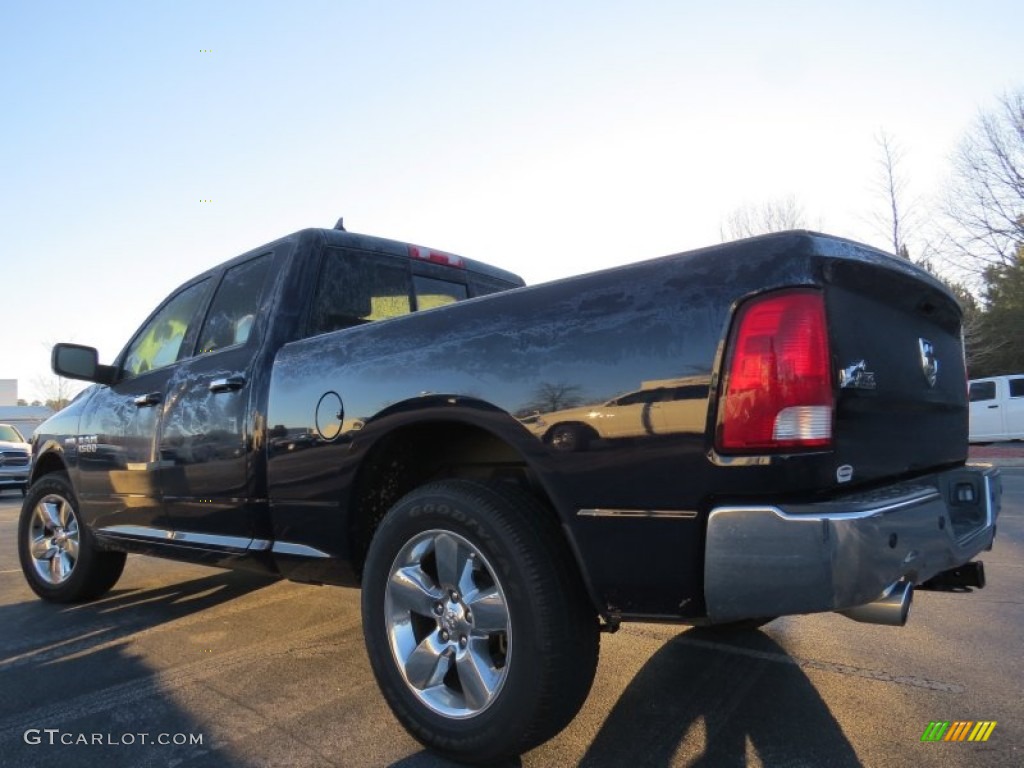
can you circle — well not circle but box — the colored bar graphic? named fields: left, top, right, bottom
left=921, top=722, right=949, bottom=742
left=968, top=722, right=997, bottom=742
left=950, top=722, right=968, bottom=741
left=921, top=721, right=996, bottom=742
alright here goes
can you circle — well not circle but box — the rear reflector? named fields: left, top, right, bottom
left=717, top=289, right=833, bottom=452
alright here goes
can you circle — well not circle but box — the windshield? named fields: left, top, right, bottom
left=0, top=424, right=26, bottom=443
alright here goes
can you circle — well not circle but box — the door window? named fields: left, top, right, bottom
left=122, top=280, right=210, bottom=377
left=1009, top=378, right=1024, bottom=398
left=668, top=384, right=710, bottom=401
left=613, top=390, right=661, bottom=407
left=197, top=254, right=273, bottom=355
left=969, top=382, right=996, bottom=402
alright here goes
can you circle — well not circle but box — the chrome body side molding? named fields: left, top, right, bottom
left=577, top=508, right=698, bottom=520
left=97, top=525, right=332, bottom=560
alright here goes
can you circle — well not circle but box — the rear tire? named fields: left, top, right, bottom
left=18, top=473, right=126, bottom=603
left=361, top=479, right=599, bottom=764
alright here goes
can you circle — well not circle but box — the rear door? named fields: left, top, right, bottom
left=969, top=379, right=1003, bottom=441
left=1006, top=376, right=1024, bottom=438
left=159, top=251, right=276, bottom=542
left=650, top=383, right=710, bottom=436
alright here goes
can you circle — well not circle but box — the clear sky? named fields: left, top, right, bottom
left=1, top=1, right=1020, bottom=403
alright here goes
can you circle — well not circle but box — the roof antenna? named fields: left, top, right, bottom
left=334, top=217, right=346, bottom=231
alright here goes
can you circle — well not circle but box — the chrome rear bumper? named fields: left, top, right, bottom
left=703, top=465, right=1000, bottom=624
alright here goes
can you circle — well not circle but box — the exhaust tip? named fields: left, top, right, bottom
left=839, top=581, right=913, bottom=626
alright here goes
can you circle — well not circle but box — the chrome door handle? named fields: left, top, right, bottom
left=209, top=375, right=246, bottom=393
left=133, top=392, right=162, bottom=407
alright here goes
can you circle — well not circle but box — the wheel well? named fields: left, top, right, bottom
left=349, top=421, right=552, bottom=581
left=31, top=452, right=67, bottom=484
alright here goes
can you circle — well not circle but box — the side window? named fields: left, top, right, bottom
left=414, top=276, right=468, bottom=311
left=969, top=381, right=996, bottom=402
left=1009, top=378, right=1024, bottom=398
left=309, top=248, right=412, bottom=336
left=122, top=279, right=210, bottom=377
left=669, top=385, right=710, bottom=401
left=614, top=390, right=661, bottom=407
left=197, top=254, right=273, bottom=355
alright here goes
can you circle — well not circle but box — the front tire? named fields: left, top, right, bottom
left=547, top=423, right=591, bottom=452
left=18, top=473, right=126, bottom=603
left=361, top=479, right=599, bottom=764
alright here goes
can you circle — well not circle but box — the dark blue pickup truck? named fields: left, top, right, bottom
left=21, top=223, right=1000, bottom=763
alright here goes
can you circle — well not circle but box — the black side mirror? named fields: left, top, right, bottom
left=52, top=343, right=116, bottom=385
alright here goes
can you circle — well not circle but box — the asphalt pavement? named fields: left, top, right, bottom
left=0, top=466, right=1021, bottom=767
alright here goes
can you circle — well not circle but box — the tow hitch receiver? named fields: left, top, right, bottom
left=918, top=561, right=986, bottom=591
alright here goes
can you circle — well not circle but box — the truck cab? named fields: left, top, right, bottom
left=33, top=226, right=522, bottom=572
left=969, top=374, right=1024, bottom=442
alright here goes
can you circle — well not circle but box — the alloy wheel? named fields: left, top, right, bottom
left=26, top=493, right=80, bottom=585
left=384, top=529, right=511, bottom=718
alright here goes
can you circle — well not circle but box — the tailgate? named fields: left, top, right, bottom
left=824, top=256, right=967, bottom=485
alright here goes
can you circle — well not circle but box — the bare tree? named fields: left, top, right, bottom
left=32, top=339, right=83, bottom=411
left=31, top=372, right=79, bottom=411
left=872, top=130, right=915, bottom=258
left=524, top=381, right=584, bottom=414
left=942, top=88, right=1024, bottom=275
left=720, top=195, right=807, bottom=241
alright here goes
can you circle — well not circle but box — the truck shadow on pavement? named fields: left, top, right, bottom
left=390, top=626, right=861, bottom=768
left=576, top=626, right=861, bottom=767
left=1, top=569, right=279, bottom=663
left=0, top=569, right=277, bottom=768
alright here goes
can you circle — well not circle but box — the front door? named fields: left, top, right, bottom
left=77, top=277, right=212, bottom=532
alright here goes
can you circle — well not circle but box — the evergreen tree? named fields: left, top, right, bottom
left=971, top=243, right=1024, bottom=377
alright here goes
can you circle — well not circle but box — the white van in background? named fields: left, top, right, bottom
left=969, top=374, right=1024, bottom=442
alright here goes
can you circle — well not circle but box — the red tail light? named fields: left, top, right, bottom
left=716, top=289, right=833, bottom=452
